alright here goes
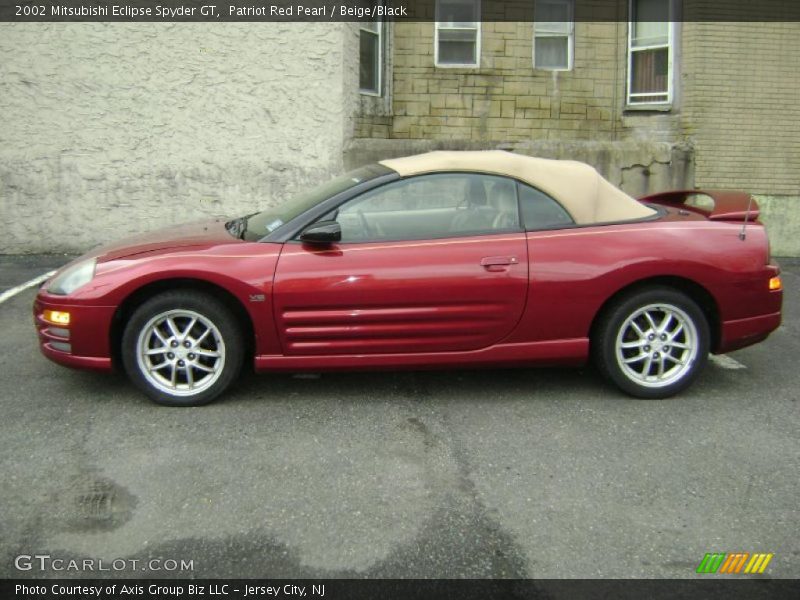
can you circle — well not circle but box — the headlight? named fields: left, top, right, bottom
left=47, top=259, right=97, bottom=295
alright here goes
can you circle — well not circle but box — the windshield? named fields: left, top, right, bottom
left=240, top=164, right=392, bottom=241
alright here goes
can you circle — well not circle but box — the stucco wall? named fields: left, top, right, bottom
left=0, top=23, right=355, bottom=253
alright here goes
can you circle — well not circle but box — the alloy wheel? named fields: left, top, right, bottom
left=135, top=309, right=226, bottom=397
left=614, top=303, right=699, bottom=389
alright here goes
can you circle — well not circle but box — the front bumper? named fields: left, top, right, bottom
left=33, top=294, right=116, bottom=372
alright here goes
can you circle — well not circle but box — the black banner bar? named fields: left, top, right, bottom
left=3, top=579, right=800, bottom=600
left=2, top=0, right=800, bottom=22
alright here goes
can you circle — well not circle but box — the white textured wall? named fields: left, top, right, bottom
left=0, top=23, right=354, bottom=253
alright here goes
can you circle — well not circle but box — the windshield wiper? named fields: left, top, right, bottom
left=225, top=213, right=256, bottom=240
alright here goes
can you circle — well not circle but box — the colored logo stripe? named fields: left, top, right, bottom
left=697, top=553, right=726, bottom=573
left=744, top=553, right=774, bottom=574
left=696, top=552, right=774, bottom=574
left=719, top=553, right=749, bottom=573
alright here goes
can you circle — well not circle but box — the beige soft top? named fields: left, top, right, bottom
left=380, top=150, right=656, bottom=225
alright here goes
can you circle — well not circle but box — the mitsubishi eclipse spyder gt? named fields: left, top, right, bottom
left=34, top=151, right=783, bottom=406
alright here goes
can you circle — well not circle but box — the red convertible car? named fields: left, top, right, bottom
left=34, top=151, right=782, bottom=406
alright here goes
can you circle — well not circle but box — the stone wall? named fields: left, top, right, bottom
left=0, top=23, right=356, bottom=254
left=680, top=21, right=800, bottom=257
left=350, top=17, right=693, bottom=201
left=356, top=20, right=624, bottom=142
left=354, top=17, right=800, bottom=256
left=3, top=18, right=798, bottom=257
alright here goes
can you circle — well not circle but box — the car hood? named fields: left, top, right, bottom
left=89, top=218, right=240, bottom=263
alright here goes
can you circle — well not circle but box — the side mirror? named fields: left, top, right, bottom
left=300, top=220, right=341, bottom=244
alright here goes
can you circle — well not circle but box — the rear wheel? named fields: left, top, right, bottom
left=121, top=291, right=244, bottom=406
left=594, top=287, right=709, bottom=398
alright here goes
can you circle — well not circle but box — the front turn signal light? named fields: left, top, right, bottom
left=43, top=310, right=71, bottom=325
left=769, top=276, right=782, bottom=291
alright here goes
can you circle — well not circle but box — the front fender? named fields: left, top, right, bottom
left=55, top=243, right=284, bottom=356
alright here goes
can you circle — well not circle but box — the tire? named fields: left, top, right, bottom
left=121, top=290, right=244, bottom=406
left=593, top=286, right=710, bottom=399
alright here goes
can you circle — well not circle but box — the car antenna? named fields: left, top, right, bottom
left=738, top=194, right=754, bottom=241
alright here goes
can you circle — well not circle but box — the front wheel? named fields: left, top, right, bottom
left=121, top=291, right=244, bottom=406
left=593, top=287, right=710, bottom=399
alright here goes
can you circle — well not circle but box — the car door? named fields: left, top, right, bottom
left=272, top=173, right=529, bottom=355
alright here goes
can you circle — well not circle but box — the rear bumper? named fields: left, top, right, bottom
left=716, top=261, right=782, bottom=354
left=718, top=310, right=782, bottom=354
left=33, top=295, right=115, bottom=372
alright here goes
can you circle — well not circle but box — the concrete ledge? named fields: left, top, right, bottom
left=755, top=195, right=800, bottom=258
left=344, top=138, right=695, bottom=199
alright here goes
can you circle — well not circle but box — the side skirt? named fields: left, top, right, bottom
left=254, top=338, right=589, bottom=372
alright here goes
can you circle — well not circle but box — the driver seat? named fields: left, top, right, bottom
left=450, top=179, right=497, bottom=233
left=490, top=182, right=520, bottom=230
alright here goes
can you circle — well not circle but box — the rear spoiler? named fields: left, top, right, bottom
left=638, top=189, right=759, bottom=222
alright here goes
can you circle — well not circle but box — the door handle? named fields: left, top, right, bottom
left=480, top=256, right=518, bottom=271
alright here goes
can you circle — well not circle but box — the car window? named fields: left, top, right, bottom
left=518, top=183, right=574, bottom=230
left=243, top=164, right=391, bottom=241
left=330, top=173, right=522, bottom=242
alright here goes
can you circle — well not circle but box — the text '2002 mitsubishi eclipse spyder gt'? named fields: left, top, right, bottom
left=34, top=151, right=782, bottom=406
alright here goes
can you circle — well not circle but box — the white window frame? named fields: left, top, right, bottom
left=533, top=0, right=574, bottom=71
left=434, top=0, right=481, bottom=68
left=359, top=20, right=383, bottom=96
left=627, top=0, right=674, bottom=107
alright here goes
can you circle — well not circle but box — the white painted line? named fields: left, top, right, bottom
left=0, top=271, right=57, bottom=304
left=709, top=354, right=747, bottom=370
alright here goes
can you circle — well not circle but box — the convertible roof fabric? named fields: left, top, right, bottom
left=380, top=150, right=657, bottom=225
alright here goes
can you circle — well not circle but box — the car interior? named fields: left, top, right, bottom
left=330, top=173, right=571, bottom=242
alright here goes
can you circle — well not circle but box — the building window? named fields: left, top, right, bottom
left=533, top=0, right=574, bottom=71
left=627, top=0, right=673, bottom=105
left=359, top=20, right=382, bottom=95
left=435, top=0, right=481, bottom=67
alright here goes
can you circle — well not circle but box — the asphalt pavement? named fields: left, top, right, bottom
left=0, top=254, right=797, bottom=579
